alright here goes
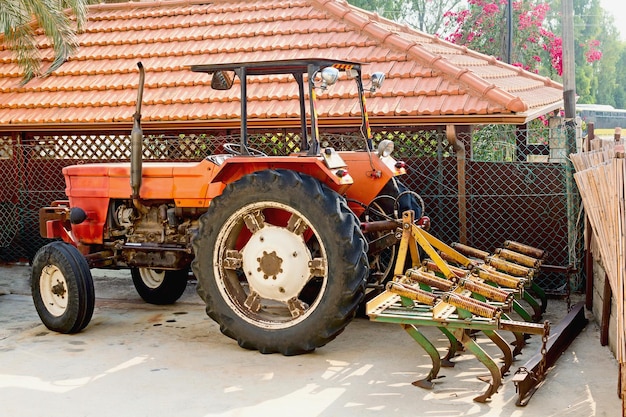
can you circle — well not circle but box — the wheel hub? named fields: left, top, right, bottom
left=51, top=281, right=66, bottom=297
left=242, top=225, right=311, bottom=302
left=40, top=265, right=69, bottom=317
left=257, top=251, right=283, bottom=280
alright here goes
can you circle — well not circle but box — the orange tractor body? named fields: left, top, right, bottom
left=33, top=59, right=422, bottom=355
left=58, top=152, right=401, bottom=246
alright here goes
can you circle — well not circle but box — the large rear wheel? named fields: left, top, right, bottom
left=31, top=242, right=95, bottom=333
left=192, top=169, right=368, bottom=355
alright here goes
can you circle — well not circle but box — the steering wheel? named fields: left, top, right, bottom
left=223, top=143, right=267, bottom=157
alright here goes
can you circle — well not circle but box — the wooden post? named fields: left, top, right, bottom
left=600, top=273, right=612, bottom=346
left=617, top=363, right=626, bottom=416
left=612, top=145, right=624, bottom=405
left=447, top=125, right=467, bottom=244
left=585, top=123, right=594, bottom=310
left=562, top=0, right=576, bottom=120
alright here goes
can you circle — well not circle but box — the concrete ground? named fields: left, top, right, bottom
left=0, top=264, right=621, bottom=417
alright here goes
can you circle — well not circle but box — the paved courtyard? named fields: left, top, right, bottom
left=0, top=264, right=621, bottom=417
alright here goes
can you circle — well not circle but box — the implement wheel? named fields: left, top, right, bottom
left=31, top=242, right=95, bottom=333
left=131, top=267, right=188, bottom=305
left=192, top=169, right=368, bottom=355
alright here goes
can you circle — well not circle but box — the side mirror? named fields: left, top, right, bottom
left=370, top=72, right=385, bottom=92
left=211, top=70, right=235, bottom=90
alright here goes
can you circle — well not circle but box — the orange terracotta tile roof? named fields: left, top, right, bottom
left=0, top=0, right=564, bottom=132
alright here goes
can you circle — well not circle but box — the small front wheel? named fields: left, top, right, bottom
left=31, top=242, right=95, bottom=333
left=131, top=267, right=189, bottom=305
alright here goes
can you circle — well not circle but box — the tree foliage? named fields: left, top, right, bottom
left=352, top=0, right=625, bottom=109
left=347, top=0, right=463, bottom=34
left=571, top=0, right=624, bottom=107
left=613, top=49, right=626, bottom=108
left=442, top=0, right=602, bottom=79
left=0, top=0, right=90, bottom=84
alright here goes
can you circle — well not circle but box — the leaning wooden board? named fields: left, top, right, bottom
left=571, top=141, right=625, bottom=413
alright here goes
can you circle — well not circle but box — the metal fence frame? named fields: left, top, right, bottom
left=0, top=124, right=583, bottom=292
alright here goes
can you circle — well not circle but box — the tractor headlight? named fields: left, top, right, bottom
left=370, top=72, right=385, bottom=92
left=319, top=67, right=339, bottom=90
left=377, top=139, right=394, bottom=158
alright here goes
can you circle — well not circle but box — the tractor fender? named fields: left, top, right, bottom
left=208, top=151, right=404, bottom=209
left=208, top=155, right=354, bottom=196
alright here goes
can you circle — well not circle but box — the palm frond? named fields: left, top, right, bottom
left=25, top=0, right=79, bottom=75
left=0, top=0, right=89, bottom=83
left=1, top=0, right=41, bottom=82
left=61, top=0, right=88, bottom=31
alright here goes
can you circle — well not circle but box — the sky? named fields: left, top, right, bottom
left=599, top=0, right=626, bottom=40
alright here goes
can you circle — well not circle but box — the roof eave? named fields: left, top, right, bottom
left=0, top=103, right=564, bottom=134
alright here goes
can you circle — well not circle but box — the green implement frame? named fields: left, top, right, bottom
left=366, top=210, right=587, bottom=405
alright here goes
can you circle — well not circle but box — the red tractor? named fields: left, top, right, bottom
left=33, top=59, right=424, bottom=355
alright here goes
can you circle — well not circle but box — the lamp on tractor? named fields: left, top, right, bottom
left=33, top=59, right=425, bottom=355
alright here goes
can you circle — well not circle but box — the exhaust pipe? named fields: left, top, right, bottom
left=131, top=62, right=148, bottom=213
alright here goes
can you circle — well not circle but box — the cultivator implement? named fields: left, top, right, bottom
left=366, top=211, right=587, bottom=405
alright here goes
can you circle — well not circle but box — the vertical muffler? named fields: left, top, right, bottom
left=130, top=62, right=147, bottom=213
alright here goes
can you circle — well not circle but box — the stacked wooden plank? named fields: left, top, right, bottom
left=570, top=141, right=625, bottom=410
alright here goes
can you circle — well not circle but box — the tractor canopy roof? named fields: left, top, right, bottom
left=188, top=58, right=375, bottom=155
left=189, top=58, right=363, bottom=77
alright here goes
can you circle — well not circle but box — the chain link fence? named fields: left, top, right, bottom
left=0, top=123, right=583, bottom=293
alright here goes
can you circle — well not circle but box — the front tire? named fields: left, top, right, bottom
left=31, top=242, right=95, bottom=333
left=192, top=169, right=368, bottom=355
left=131, top=268, right=189, bottom=305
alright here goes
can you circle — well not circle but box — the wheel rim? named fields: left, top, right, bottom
left=214, top=201, right=328, bottom=329
left=40, top=264, right=69, bottom=317
left=139, top=268, right=165, bottom=289
left=365, top=201, right=396, bottom=285
left=369, top=244, right=396, bottom=284
left=242, top=225, right=312, bottom=301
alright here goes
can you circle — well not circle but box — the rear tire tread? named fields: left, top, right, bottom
left=192, top=169, right=367, bottom=355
